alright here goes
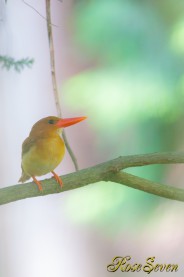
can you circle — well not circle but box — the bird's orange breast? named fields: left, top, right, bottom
left=21, top=135, right=65, bottom=177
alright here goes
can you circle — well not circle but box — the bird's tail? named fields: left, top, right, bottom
left=18, top=170, right=30, bottom=183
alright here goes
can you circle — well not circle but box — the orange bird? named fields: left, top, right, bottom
left=19, top=116, right=86, bottom=191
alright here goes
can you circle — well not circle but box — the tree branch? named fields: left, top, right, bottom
left=45, top=0, right=80, bottom=171
left=109, top=172, right=184, bottom=201
left=1, top=151, right=184, bottom=205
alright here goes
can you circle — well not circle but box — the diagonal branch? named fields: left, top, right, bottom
left=1, top=151, right=184, bottom=205
left=109, top=172, right=184, bottom=201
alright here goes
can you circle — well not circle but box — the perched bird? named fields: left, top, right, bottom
left=19, top=116, right=86, bottom=191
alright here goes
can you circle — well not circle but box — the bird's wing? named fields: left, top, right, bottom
left=19, top=136, right=37, bottom=182
left=21, top=136, right=37, bottom=156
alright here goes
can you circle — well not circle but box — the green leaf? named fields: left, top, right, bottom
left=0, top=56, right=34, bottom=72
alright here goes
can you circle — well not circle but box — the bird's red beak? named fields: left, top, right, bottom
left=56, top=116, right=87, bottom=128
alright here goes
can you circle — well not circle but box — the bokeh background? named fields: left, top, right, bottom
left=1, top=0, right=184, bottom=276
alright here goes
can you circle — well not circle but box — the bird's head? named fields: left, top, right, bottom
left=30, top=116, right=87, bottom=137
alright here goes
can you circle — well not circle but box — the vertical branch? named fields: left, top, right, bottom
left=45, top=0, right=79, bottom=171
left=46, top=0, right=60, bottom=116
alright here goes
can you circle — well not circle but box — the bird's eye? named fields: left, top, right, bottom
left=48, top=119, right=55, bottom=124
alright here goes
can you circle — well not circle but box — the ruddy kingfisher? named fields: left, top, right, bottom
left=19, top=116, right=86, bottom=191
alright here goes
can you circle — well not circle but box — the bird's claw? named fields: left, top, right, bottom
left=32, top=176, right=43, bottom=192
left=51, top=171, right=63, bottom=188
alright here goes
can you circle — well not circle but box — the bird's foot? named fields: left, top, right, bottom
left=32, top=176, right=43, bottom=192
left=51, top=171, right=63, bottom=188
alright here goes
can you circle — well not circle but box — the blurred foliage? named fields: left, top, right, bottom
left=0, top=56, right=34, bottom=72
left=74, top=0, right=166, bottom=63
left=64, top=67, right=182, bottom=131
left=170, top=19, right=184, bottom=55
left=63, top=0, right=184, bottom=233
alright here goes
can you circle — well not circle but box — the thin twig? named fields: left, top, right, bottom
left=1, top=151, right=184, bottom=205
left=23, top=0, right=58, bottom=27
left=45, top=0, right=79, bottom=171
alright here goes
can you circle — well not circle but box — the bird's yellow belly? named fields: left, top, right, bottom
left=22, top=137, right=65, bottom=177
